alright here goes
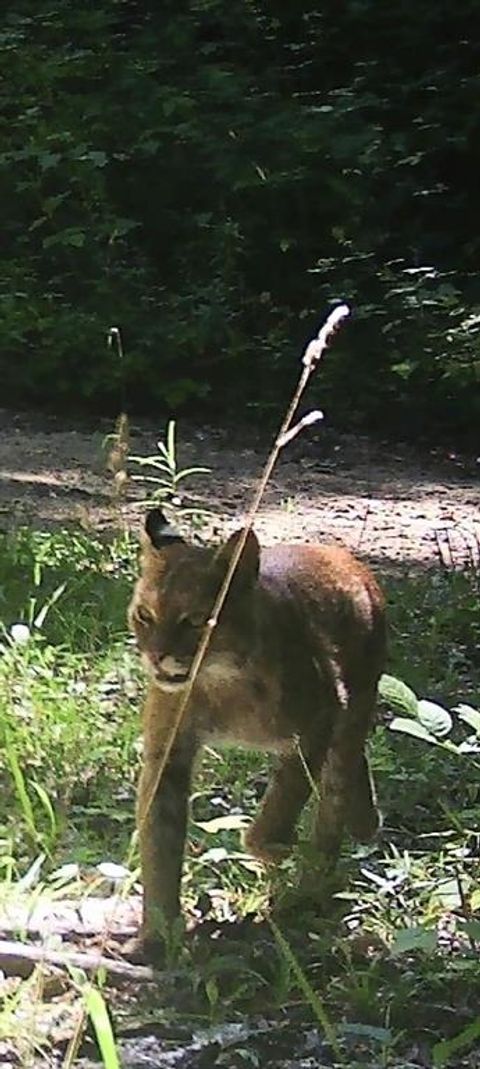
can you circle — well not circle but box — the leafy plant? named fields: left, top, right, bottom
left=129, top=420, right=210, bottom=528
left=380, top=673, right=480, bottom=758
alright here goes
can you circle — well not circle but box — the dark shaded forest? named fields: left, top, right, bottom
left=1, top=0, right=479, bottom=439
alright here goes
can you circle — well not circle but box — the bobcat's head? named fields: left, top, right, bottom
left=129, top=509, right=260, bottom=692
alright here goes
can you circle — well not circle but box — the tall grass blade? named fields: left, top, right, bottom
left=166, top=419, right=176, bottom=470
left=85, top=987, right=120, bottom=1069
left=269, top=919, right=343, bottom=1062
left=4, top=730, right=39, bottom=844
left=34, top=582, right=66, bottom=629
left=31, top=782, right=57, bottom=842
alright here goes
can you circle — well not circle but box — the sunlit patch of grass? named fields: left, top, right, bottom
left=0, top=529, right=140, bottom=871
left=0, top=634, right=140, bottom=865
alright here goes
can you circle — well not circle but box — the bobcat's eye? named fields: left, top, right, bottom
left=136, top=605, right=155, bottom=626
left=179, top=612, right=204, bottom=631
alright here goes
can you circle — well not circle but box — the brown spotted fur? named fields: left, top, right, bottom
left=129, top=512, right=386, bottom=954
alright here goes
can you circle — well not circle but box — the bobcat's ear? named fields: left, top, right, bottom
left=213, top=528, right=260, bottom=588
left=144, top=508, right=184, bottom=550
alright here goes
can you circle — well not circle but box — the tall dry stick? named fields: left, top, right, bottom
left=137, top=303, right=351, bottom=838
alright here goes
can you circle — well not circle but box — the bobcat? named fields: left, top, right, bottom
left=129, top=508, right=386, bottom=956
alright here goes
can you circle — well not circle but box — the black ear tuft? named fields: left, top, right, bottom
left=144, top=508, right=184, bottom=550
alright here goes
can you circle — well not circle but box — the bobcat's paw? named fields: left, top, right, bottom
left=243, top=826, right=292, bottom=864
left=347, top=805, right=383, bottom=843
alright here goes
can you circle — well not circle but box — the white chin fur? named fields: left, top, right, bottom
left=153, top=676, right=188, bottom=693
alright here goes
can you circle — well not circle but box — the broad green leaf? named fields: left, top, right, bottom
left=389, top=717, right=437, bottom=744
left=391, top=926, right=437, bottom=955
left=38, top=152, right=60, bottom=171
left=88, top=151, right=108, bottom=167
left=195, top=814, right=249, bottom=833
left=460, top=919, right=480, bottom=939
left=97, top=862, right=129, bottom=880
left=431, top=876, right=471, bottom=909
left=417, top=699, right=452, bottom=738
left=50, top=863, right=80, bottom=882
left=454, top=704, right=480, bottom=734
left=66, top=230, right=86, bottom=247
left=341, top=1023, right=392, bottom=1043
left=378, top=674, right=418, bottom=716
left=43, top=229, right=86, bottom=249
left=198, top=847, right=229, bottom=864
left=457, top=739, right=480, bottom=753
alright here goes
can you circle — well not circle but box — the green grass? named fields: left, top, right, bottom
left=0, top=527, right=480, bottom=1066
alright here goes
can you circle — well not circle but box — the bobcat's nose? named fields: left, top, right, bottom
left=146, top=651, right=190, bottom=691
left=159, top=655, right=188, bottom=680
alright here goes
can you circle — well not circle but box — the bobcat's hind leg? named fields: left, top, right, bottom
left=243, top=744, right=320, bottom=863
left=346, top=749, right=381, bottom=841
left=313, top=685, right=380, bottom=863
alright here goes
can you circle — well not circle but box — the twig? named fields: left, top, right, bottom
left=293, top=734, right=320, bottom=800
left=138, top=304, right=350, bottom=840
left=106, top=327, right=130, bottom=520
left=277, top=409, right=323, bottom=448
left=356, top=501, right=372, bottom=553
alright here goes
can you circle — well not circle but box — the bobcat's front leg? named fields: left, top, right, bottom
left=244, top=742, right=325, bottom=862
left=137, top=687, right=196, bottom=956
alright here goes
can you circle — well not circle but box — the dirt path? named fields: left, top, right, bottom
left=0, top=408, right=478, bottom=572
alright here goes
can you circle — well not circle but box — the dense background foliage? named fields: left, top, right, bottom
left=1, top=0, right=479, bottom=437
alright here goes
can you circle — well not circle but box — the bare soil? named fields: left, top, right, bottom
left=0, top=408, right=478, bottom=572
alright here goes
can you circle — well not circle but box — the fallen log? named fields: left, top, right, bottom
left=0, top=939, right=153, bottom=984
